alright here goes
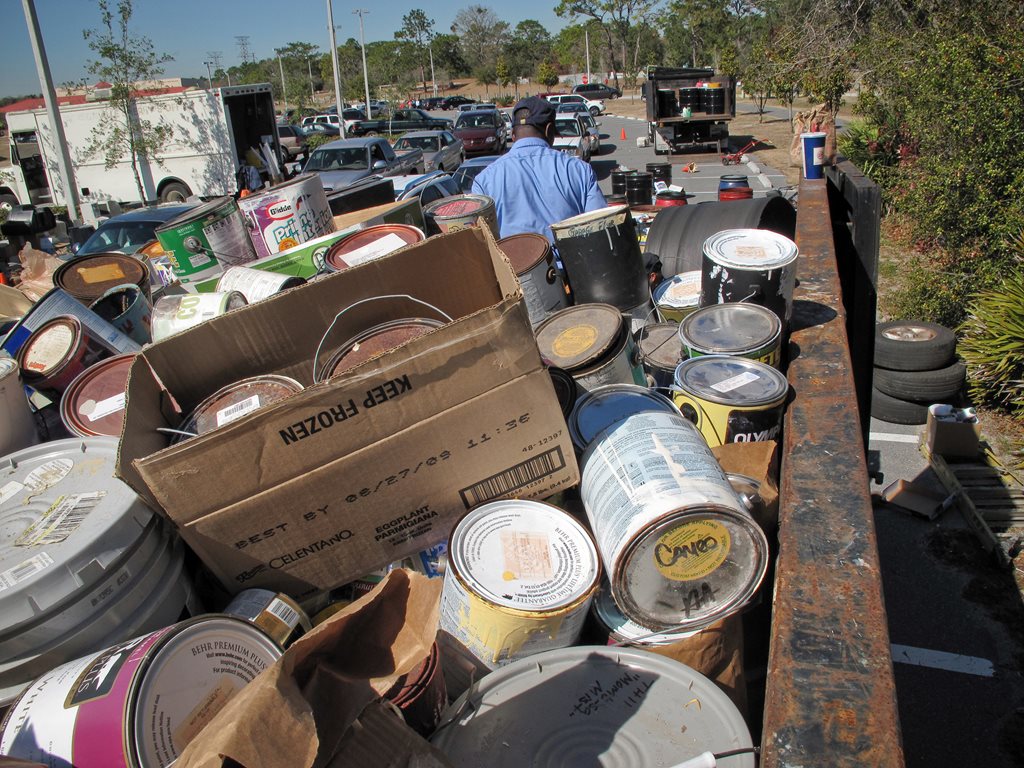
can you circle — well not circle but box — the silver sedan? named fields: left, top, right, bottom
left=392, top=130, right=465, bottom=173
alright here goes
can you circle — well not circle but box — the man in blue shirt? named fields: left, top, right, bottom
left=472, top=96, right=606, bottom=242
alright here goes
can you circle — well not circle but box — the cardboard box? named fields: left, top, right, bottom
left=117, top=226, right=578, bottom=600
left=881, top=479, right=954, bottom=520
left=925, top=403, right=980, bottom=459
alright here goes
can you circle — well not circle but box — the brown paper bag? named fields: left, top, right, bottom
left=15, top=245, right=62, bottom=302
left=713, top=440, right=780, bottom=534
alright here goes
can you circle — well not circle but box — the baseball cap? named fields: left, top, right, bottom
left=512, top=96, right=555, bottom=128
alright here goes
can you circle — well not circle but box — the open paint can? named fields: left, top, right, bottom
left=423, top=194, right=497, bottom=237
left=17, top=315, right=113, bottom=400
left=176, top=375, right=304, bottom=442
left=59, top=353, right=135, bottom=438
left=497, top=233, right=568, bottom=326
left=652, top=270, right=702, bottom=322
left=679, top=302, right=782, bottom=368
left=322, top=224, right=425, bottom=273
left=151, top=291, right=247, bottom=342
left=89, top=283, right=153, bottom=345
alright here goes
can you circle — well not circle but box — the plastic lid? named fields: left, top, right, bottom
left=569, top=385, right=679, bottom=451
left=673, top=355, right=788, bottom=407
left=535, top=304, right=623, bottom=371
left=497, top=233, right=551, bottom=274
left=679, top=303, right=780, bottom=354
left=703, top=228, right=798, bottom=270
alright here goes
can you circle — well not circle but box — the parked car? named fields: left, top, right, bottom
left=302, top=123, right=340, bottom=137
left=557, top=104, right=601, bottom=153
left=301, top=114, right=342, bottom=130
left=348, top=108, right=453, bottom=137
left=552, top=115, right=592, bottom=163
left=392, top=130, right=464, bottom=173
left=389, top=171, right=462, bottom=205
left=453, top=110, right=506, bottom=155
left=461, top=102, right=497, bottom=113
left=441, top=95, right=475, bottom=110
left=351, top=100, right=387, bottom=117
left=499, top=110, right=513, bottom=141
left=451, top=155, right=499, bottom=192
left=573, top=82, right=622, bottom=100
left=276, top=124, right=309, bottom=161
left=420, top=97, right=445, bottom=110
left=546, top=93, right=604, bottom=116
left=301, top=137, right=424, bottom=193
left=73, top=203, right=200, bottom=257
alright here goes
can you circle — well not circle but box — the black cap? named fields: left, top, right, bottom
left=512, top=96, right=555, bottom=128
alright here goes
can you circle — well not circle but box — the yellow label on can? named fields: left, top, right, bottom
left=77, top=264, right=127, bottom=283
left=653, top=520, right=731, bottom=581
left=553, top=324, right=598, bottom=358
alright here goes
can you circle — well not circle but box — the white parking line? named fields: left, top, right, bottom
left=869, top=432, right=921, bottom=444
left=891, top=644, right=994, bottom=677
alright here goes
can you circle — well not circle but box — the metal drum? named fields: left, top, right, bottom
left=322, top=224, right=425, bottom=272
left=237, top=174, right=335, bottom=260
left=155, top=197, right=257, bottom=288
left=59, top=354, right=135, bottom=438
left=636, top=323, right=683, bottom=389
left=610, top=168, right=632, bottom=197
left=568, top=384, right=679, bottom=454
left=625, top=171, right=654, bottom=206
left=498, top=233, right=569, bottom=327
left=679, top=302, right=783, bottom=369
left=423, top=194, right=497, bottom=237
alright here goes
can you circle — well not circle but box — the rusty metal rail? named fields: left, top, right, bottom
left=761, top=178, right=904, bottom=766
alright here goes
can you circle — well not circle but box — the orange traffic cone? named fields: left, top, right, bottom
left=620, top=128, right=627, bottom=140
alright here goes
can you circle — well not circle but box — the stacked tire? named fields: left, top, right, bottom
left=871, top=321, right=966, bottom=425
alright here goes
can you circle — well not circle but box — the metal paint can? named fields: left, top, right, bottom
left=59, top=353, right=135, bottom=438
left=384, top=642, right=447, bottom=737
left=430, top=646, right=755, bottom=767
left=727, top=473, right=771, bottom=532
left=580, top=408, right=769, bottom=631
left=155, top=197, right=258, bottom=288
left=671, top=356, right=789, bottom=448
left=535, top=304, right=646, bottom=393
left=623, top=298, right=654, bottom=335
left=0, top=358, right=38, bottom=455
left=0, top=616, right=281, bottom=767
left=17, top=315, right=112, bottom=400
left=316, top=317, right=444, bottom=382
left=653, top=270, right=702, bottom=322
left=53, top=253, right=152, bottom=304
left=590, top=585, right=700, bottom=646
left=498, top=232, right=569, bottom=326
left=423, top=194, right=498, bottom=237
left=679, top=302, right=783, bottom=368
left=700, top=228, right=798, bottom=327
left=215, top=266, right=306, bottom=303
left=223, top=589, right=311, bottom=649
left=438, top=499, right=601, bottom=670
left=176, top=375, right=304, bottom=441
left=0, top=437, right=191, bottom=707
left=322, top=224, right=426, bottom=273
left=547, top=366, right=579, bottom=421
left=88, top=283, right=153, bottom=345
left=238, top=174, right=335, bottom=260
left=568, top=384, right=679, bottom=454
left=636, top=323, right=683, bottom=389
left=151, top=291, right=247, bottom=342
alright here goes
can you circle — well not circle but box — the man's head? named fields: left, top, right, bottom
left=511, top=96, right=555, bottom=144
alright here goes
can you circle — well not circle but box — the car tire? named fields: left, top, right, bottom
left=871, top=387, right=931, bottom=426
left=365, top=130, right=379, bottom=137
left=589, top=106, right=600, bottom=117
left=0, top=193, right=18, bottom=210
left=874, top=321, right=957, bottom=371
left=874, top=360, right=967, bottom=402
left=159, top=181, right=192, bottom=203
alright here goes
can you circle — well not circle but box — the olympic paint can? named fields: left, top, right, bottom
left=315, top=318, right=444, bottom=383
left=580, top=408, right=770, bottom=631
left=679, top=302, right=783, bottom=368
left=423, top=194, right=498, bottom=237
left=652, top=270, right=702, bottom=322
left=671, top=356, right=789, bottom=448
left=590, top=585, right=700, bottom=646
left=17, top=315, right=113, bottom=400
left=636, top=323, right=683, bottom=389
left=438, top=499, right=601, bottom=672
left=151, top=291, right=247, bottom=342
left=568, top=384, right=680, bottom=454
left=88, top=283, right=153, bottom=345
left=0, top=358, right=38, bottom=455
left=699, top=228, right=799, bottom=327
left=53, top=253, right=152, bottom=305
left=215, top=266, right=306, bottom=303
left=176, top=375, right=304, bottom=442
left=534, top=304, right=645, bottom=393
left=322, top=224, right=426, bottom=273
left=155, top=197, right=258, bottom=288
left=223, top=589, right=311, bottom=649
left=384, top=641, right=447, bottom=737
left=59, top=353, right=135, bottom=438
left=498, top=233, right=569, bottom=327
left=0, top=616, right=281, bottom=767
left=0, top=437, right=191, bottom=707
left=238, top=174, right=335, bottom=260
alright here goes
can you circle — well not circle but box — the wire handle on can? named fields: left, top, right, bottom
left=312, top=294, right=453, bottom=382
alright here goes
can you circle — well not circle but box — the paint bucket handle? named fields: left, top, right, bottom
left=312, top=294, right=453, bottom=382
left=738, top=286, right=763, bottom=303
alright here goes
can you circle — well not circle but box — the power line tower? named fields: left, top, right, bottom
left=235, top=36, right=252, bottom=64
left=207, top=51, right=223, bottom=73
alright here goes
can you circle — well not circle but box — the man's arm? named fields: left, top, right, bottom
left=582, top=167, right=607, bottom=212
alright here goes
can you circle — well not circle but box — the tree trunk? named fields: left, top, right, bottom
left=123, top=99, right=145, bottom=203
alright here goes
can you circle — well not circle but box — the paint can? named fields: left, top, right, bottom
left=155, top=197, right=258, bottom=288
left=52, top=253, right=152, bottom=305
left=625, top=171, right=653, bottom=206
left=88, top=283, right=153, bottom=345
left=0, top=615, right=281, bottom=767
left=322, top=223, right=426, bottom=273
left=534, top=304, right=645, bottom=393
left=0, top=437, right=192, bottom=707
left=215, top=266, right=306, bottom=303
left=315, top=318, right=444, bottom=382
left=175, top=375, right=304, bottom=442
left=59, top=353, right=135, bottom=438
left=16, top=315, right=113, bottom=400
left=652, top=270, right=702, bottom=322
left=0, top=358, right=38, bottom=455
left=623, top=298, right=654, bottom=335
left=580, top=408, right=770, bottom=630
left=656, top=189, right=688, bottom=207
left=384, top=642, right=447, bottom=737
left=727, top=473, right=771, bottom=532
left=498, top=233, right=569, bottom=327
left=590, top=585, right=700, bottom=646
left=550, top=205, right=648, bottom=310
left=547, top=366, right=579, bottom=420
left=151, top=291, right=247, bottom=342
left=430, top=646, right=755, bottom=767
left=238, top=174, right=335, bottom=260
left=636, top=323, right=683, bottom=389
left=438, top=499, right=600, bottom=671
left=223, top=589, right=311, bottom=649
left=679, top=302, right=782, bottom=369
left=671, top=356, right=789, bottom=448
left=423, top=194, right=498, bottom=237
left=700, top=228, right=799, bottom=327
left=568, top=384, right=679, bottom=454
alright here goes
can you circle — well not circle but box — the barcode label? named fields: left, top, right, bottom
left=86, top=392, right=126, bottom=422
left=216, top=395, right=261, bottom=427
left=266, top=597, right=301, bottom=629
left=459, top=448, right=566, bottom=508
left=16, top=492, right=106, bottom=547
left=0, top=552, right=54, bottom=591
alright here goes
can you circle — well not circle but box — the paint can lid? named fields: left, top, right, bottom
left=324, top=224, right=425, bottom=272
left=178, top=375, right=304, bottom=440
left=679, top=303, right=780, bottom=354
left=550, top=204, right=630, bottom=238
left=673, top=355, right=788, bottom=407
left=702, top=228, right=798, bottom=270
left=636, top=324, right=682, bottom=368
left=568, top=384, right=679, bottom=453
left=535, top=304, right=623, bottom=371
left=321, top=318, right=444, bottom=380
left=53, top=253, right=150, bottom=302
left=430, top=645, right=754, bottom=766
left=17, top=316, right=80, bottom=378
left=59, top=353, right=135, bottom=438
left=497, top=233, right=552, bottom=274
left=653, top=271, right=702, bottom=310
left=448, top=499, right=600, bottom=612
left=425, top=194, right=491, bottom=218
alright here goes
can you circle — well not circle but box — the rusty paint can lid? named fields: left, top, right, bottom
left=636, top=323, right=682, bottom=369
left=18, top=316, right=81, bottom=379
left=323, top=224, right=425, bottom=272
left=320, top=318, right=444, bottom=380
left=535, top=304, right=623, bottom=372
left=53, top=253, right=150, bottom=304
left=59, top=353, right=135, bottom=438
left=497, top=233, right=552, bottom=274
left=178, top=375, right=304, bottom=440
left=568, top=384, right=679, bottom=453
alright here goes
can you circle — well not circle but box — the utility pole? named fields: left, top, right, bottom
left=277, top=51, right=288, bottom=115
left=429, top=45, right=437, bottom=98
left=307, top=58, right=315, bottom=98
left=207, top=51, right=223, bottom=85
left=327, top=0, right=346, bottom=137
left=235, top=35, right=252, bottom=64
left=21, top=0, right=80, bottom=222
left=585, top=29, right=590, bottom=85
left=204, top=61, right=213, bottom=90
left=353, top=9, right=371, bottom=117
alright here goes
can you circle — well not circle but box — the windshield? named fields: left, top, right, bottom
left=304, top=147, right=368, bottom=171
left=554, top=120, right=582, bottom=138
left=452, top=165, right=488, bottom=192
left=78, top=222, right=161, bottom=256
left=456, top=114, right=496, bottom=129
left=395, top=136, right=440, bottom=152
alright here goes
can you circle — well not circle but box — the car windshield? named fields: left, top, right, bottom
left=304, top=147, right=368, bottom=171
left=78, top=221, right=161, bottom=256
left=554, top=120, right=582, bottom=137
left=452, top=164, right=489, bottom=192
left=456, top=114, right=496, bottom=129
left=395, top=136, right=440, bottom=152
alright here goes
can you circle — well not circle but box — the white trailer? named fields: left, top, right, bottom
left=0, top=83, right=281, bottom=208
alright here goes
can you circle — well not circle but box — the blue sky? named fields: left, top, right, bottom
left=2, top=0, right=571, bottom=98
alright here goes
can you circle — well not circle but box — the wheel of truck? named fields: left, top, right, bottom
left=159, top=181, right=192, bottom=203
left=0, top=194, right=18, bottom=211
left=365, top=130, right=379, bottom=137
left=874, top=321, right=957, bottom=372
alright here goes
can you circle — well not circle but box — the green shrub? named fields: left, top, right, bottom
left=836, top=119, right=899, bottom=186
left=959, top=268, right=1024, bottom=413
left=305, top=133, right=333, bottom=152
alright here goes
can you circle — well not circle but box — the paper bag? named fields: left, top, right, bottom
left=713, top=440, right=780, bottom=534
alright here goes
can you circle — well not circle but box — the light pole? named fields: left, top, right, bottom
left=353, top=9, right=371, bottom=117
left=308, top=58, right=315, bottom=99
left=277, top=51, right=288, bottom=115
left=429, top=45, right=436, bottom=98
left=327, top=0, right=346, bottom=137
left=204, top=61, right=213, bottom=89
left=585, top=29, right=591, bottom=85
